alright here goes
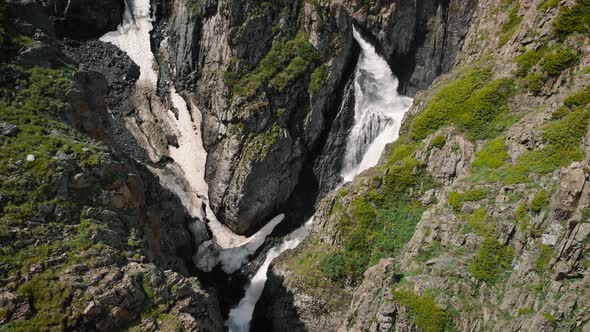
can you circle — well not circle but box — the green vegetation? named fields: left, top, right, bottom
left=391, top=290, right=448, bottom=332
left=448, top=188, right=488, bottom=213
left=242, top=124, right=285, bottom=162
left=320, top=199, right=425, bottom=282
left=466, top=208, right=494, bottom=235
left=518, top=307, right=533, bottom=315
left=416, top=241, right=444, bottom=263
left=514, top=49, right=544, bottom=77
left=554, top=0, right=590, bottom=36
left=472, top=136, right=510, bottom=172
left=534, top=244, right=554, bottom=272
left=540, top=47, right=577, bottom=76
left=523, top=72, right=546, bottom=94
left=469, top=234, right=514, bottom=283
left=462, top=188, right=489, bottom=201
left=564, top=85, right=590, bottom=110
left=0, top=65, right=104, bottom=230
left=517, top=108, right=590, bottom=174
left=309, top=64, right=327, bottom=96
left=410, top=67, right=515, bottom=141
left=538, top=0, right=559, bottom=10
left=1, top=269, right=81, bottom=331
left=499, top=1, right=523, bottom=46
left=225, top=33, right=320, bottom=98
left=431, top=134, right=446, bottom=148
left=543, top=312, right=557, bottom=326
left=487, top=106, right=590, bottom=184
left=531, top=190, right=549, bottom=212
left=448, top=192, right=462, bottom=211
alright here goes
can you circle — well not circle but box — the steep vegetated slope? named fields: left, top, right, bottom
left=0, top=1, right=222, bottom=330
left=258, top=0, right=590, bottom=331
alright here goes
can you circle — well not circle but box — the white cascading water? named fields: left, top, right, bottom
left=225, top=28, right=413, bottom=332
left=226, top=217, right=313, bottom=332
left=340, top=27, right=413, bottom=182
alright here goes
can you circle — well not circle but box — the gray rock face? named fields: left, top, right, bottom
left=163, top=0, right=474, bottom=235
left=47, top=0, right=125, bottom=40
left=313, top=76, right=356, bottom=196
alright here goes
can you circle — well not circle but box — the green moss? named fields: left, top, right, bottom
left=242, top=124, right=285, bottom=163
left=309, top=64, right=327, bottom=96
left=391, top=290, right=448, bottom=332
left=543, top=312, right=557, bottom=326
left=448, top=192, right=462, bottom=211
left=497, top=108, right=590, bottom=183
left=531, top=190, right=549, bottom=212
left=554, top=0, right=590, bottom=36
left=321, top=199, right=425, bottom=283
left=472, top=136, right=510, bottom=172
left=410, top=67, right=515, bottom=141
left=431, top=134, right=446, bottom=148
left=518, top=307, right=533, bottom=315
left=498, top=2, right=523, bottom=46
left=228, top=33, right=319, bottom=98
left=469, top=234, right=514, bottom=284
left=540, top=47, right=577, bottom=76
left=5, top=269, right=79, bottom=331
left=534, top=244, right=554, bottom=272
left=466, top=208, right=495, bottom=236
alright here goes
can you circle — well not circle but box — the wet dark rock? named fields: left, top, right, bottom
left=0, top=123, right=19, bottom=137
left=46, top=0, right=125, bottom=40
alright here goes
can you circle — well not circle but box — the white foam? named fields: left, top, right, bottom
left=340, top=27, right=413, bottom=182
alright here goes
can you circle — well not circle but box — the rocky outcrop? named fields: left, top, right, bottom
left=257, top=0, right=590, bottom=330
left=47, top=0, right=125, bottom=40
left=160, top=0, right=475, bottom=236
left=0, top=3, right=222, bottom=330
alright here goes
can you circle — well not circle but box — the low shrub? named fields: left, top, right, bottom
left=309, top=64, right=327, bottom=96
left=391, top=290, right=448, bottom=332
left=472, top=136, right=510, bottom=170
left=531, top=190, right=549, bottom=212
left=431, top=135, right=446, bottom=148
left=540, top=47, right=577, bottom=76
left=410, top=67, right=515, bottom=141
left=554, top=0, right=590, bottom=36
left=469, top=235, right=514, bottom=283
left=466, top=208, right=494, bottom=236
left=523, top=72, right=546, bottom=94
left=448, top=192, right=462, bottom=211
left=514, top=49, right=544, bottom=77
left=228, top=33, right=320, bottom=98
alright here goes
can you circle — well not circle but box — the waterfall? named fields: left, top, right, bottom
left=225, top=27, right=413, bottom=332
left=340, top=27, right=413, bottom=182
left=226, top=217, right=313, bottom=332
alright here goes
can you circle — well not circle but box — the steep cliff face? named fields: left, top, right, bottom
left=162, top=0, right=475, bottom=235
left=258, top=0, right=590, bottom=330
left=0, top=2, right=222, bottom=330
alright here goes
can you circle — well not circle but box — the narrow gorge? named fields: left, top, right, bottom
left=0, top=0, right=589, bottom=331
